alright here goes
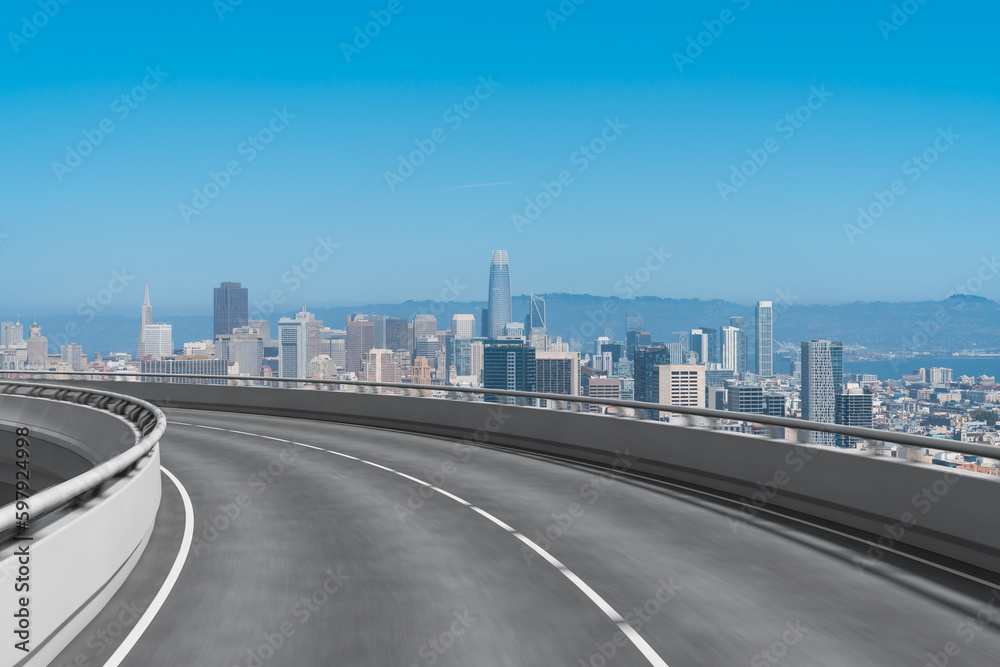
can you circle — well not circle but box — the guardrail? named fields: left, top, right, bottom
left=2, top=370, right=996, bottom=462
left=0, top=380, right=166, bottom=535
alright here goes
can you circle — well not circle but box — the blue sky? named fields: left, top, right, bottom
left=1, top=0, right=998, bottom=314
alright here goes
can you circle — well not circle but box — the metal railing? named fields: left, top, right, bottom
left=0, top=380, right=167, bottom=535
left=2, top=370, right=997, bottom=463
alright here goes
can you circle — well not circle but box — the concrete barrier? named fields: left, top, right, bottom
left=72, top=381, right=1000, bottom=578
left=0, top=393, right=161, bottom=667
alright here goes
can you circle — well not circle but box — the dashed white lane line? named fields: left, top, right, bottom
left=104, top=465, right=194, bottom=667
left=166, top=420, right=671, bottom=667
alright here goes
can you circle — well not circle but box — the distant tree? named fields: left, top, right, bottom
left=970, top=409, right=998, bottom=427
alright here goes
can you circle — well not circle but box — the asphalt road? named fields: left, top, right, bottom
left=53, top=407, right=1000, bottom=666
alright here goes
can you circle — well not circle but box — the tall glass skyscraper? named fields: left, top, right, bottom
left=755, top=301, right=773, bottom=377
left=729, top=316, right=748, bottom=374
left=214, top=281, right=249, bottom=340
left=487, top=250, right=512, bottom=339
left=528, top=293, right=546, bottom=333
left=801, top=339, right=844, bottom=446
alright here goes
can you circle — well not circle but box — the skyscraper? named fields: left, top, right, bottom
left=487, top=250, right=512, bottom=339
left=528, top=293, right=546, bottom=334
left=634, top=344, right=671, bottom=403
left=1, top=319, right=24, bottom=347
left=835, top=388, right=873, bottom=448
left=730, top=316, right=748, bottom=374
left=720, top=326, right=740, bottom=372
left=755, top=301, right=773, bottom=377
left=801, top=339, right=844, bottom=446
left=26, top=322, right=48, bottom=369
left=143, top=324, right=173, bottom=360
left=483, top=339, right=535, bottom=401
left=450, top=314, right=476, bottom=339
left=278, top=317, right=308, bottom=378
left=137, top=281, right=152, bottom=359
left=385, top=318, right=408, bottom=351
left=690, top=329, right=717, bottom=365
left=535, top=350, right=580, bottom=397
left=213, top=282, right=249, bottom=340
left=346, top=318, right=375, bottom=373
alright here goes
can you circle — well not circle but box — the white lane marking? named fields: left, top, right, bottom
left=181, top=421, right=673, bottom=667
left=193, top=424, right=225, bottom=431
left=471, top=506, right=516, bottom=532
left=293, top=442, right=326, bottom=451
left=229, top=430, right=289, bottom=442
left=432, top=487, right=471, bottom=506
left=327, top=450, right=359, bottom=461
left=392, top=471, right=431, bottom=486
left=104, top=466, right=194, bottom=667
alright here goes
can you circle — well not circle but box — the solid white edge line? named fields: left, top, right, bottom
left=470, top=506, right=516, bottom=532
left=432, top=487, right=471, bottom=505
left=103, top=465, right=194, bottom=667
left=393, top=471, right=431, bottom=486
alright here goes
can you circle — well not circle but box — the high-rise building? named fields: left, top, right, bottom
left=450, top=337, right=476, bottom=377
left=225, top=326, right=265, bottom=377
left=1, top=319, right=24, bottom=347
left=213, top=282, right=249, bottom=340
left=634, top=344, right=671, bottom=404
left=720, top=326, right=740, bottom=372
left=346, top=318, right=375, bottom=373
left=835, top=388, right=873, bottom=448
left=535, top=350, right=580, bottom=397
left=801, top=339, right=844, bottom=446
left=690, top=329, right=716, bottom=365
left=137, top=281, right=152, bottom=359
left=657, top=365, right=706, bottom=417
left=928, top=367, right=953, bottom=385
left=528, top=294, right=546, bottom=334
left=755, top=301, right=773, bottom=377
left=411, top=356, right=433, bottom=385
left=60, top=343, right=83, bottom=370
left=293, top=307, right=325, bottom=362
left=487, top=250, right=512, bottom=339
left=483, top=339, right=535, bottom=401
left=412, top=314, right=437, bottom=354
left=278, top=317, right=308, bottom=378
left=587, top=377, right=621, bottom=413
left=450, top=314, right=476, bottom=339
left=414, top=335, right=440, bottom=363
left=26, top=322, right=48, bottom=369
left=385, top=318, right=408, bottom=351
left=729, top=316, right=748, bottom=374
left=470, top=340, right=484, bottom=381
left=143, top=324, right=172, bottom=360
left=248, top=319, right=272, bottom=346
left=361, top=349, right=402, bottom=384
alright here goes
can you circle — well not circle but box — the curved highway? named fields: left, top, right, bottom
left=51, top=408, right=1000, bottom=666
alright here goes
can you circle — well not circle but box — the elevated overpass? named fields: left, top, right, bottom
left=2, top=373, right=999, bottom=666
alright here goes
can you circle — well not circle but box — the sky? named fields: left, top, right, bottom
left=1, top=0, right=998, bottom=314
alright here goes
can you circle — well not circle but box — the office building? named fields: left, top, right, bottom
left=143, top=324, right=172, bottom=360
left=414, top=335, right=440, bottom=363
left=450, top=314, right=476, bottom=339
left=801, top=339, right=844, bottom=446
left=483, top=339, right=535, bottom=401
left=730, top=316, right=748, bottom=374
left=634, top=344, right=671, bottom=404
left=248, top=319, right=272, bottom=346
left=385, top=318, right=408, bottom=351
left=60, top=343, right=83, bottom=370
left=528, top=293, right=546, bottom=334
left=690, top=328, right=718, bottom=365
left=140, top=358, right=226, bottom=384
left=1, top=319, right=24, bottom=347
left=835, top=388, right=873, bottom=448
left=346, top=318, right=375, bottom=373
left=755, top=301, right=773, bottom=377
left=535, top=350, right=580, bottom=397
left=411, top=356, right=433, bottom=385
left=361, top=349, right=402, bottom=384
left=719, top=325, right=740, bottom=372
left=137, top=281, right=153, bottom=359
left=26, top=322, right=48, bottom=369
left=928, top=367, right=953, bottom=385
left=470, top=340, right=484, bottom=382
left=487, top=250, right=512, bottom=339
left=225, top=326, right=265, bottom=377
left=278, top=317, right=308, bottom=379
left=213, top=282, right=248, bottom=340
left=658, top=364, right=706, bottom=418
left=587, top=377, right=621, bottom=413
